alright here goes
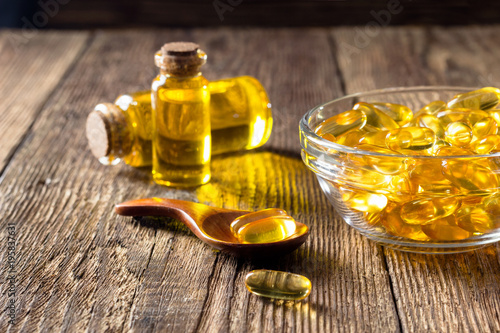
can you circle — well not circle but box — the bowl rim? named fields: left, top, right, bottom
left=299, top=86, right=500, bottom=159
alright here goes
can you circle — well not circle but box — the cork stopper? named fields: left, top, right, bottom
left=155, top=41, right=207, bottom=76
left=86, top=103, right=131, bottom=165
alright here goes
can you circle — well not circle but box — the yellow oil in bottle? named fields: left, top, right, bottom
left=152, top=42, right=211, bottom=187
left=87, top=76, right=272, bottom=168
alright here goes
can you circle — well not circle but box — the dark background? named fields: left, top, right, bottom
left=1, top=0, right=500, bottom=28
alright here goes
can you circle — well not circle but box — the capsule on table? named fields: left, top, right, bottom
left=382, top=204, right=430, bottom=241
left=400, top=197, right=460, bottom=225
left=472, top=117, right=498, bottom=140
left=456, top=206, right=494, bottom=233
left=245, top=270, right=311, bottom=300
left=370, top=102, right=413, bottom=126
left=315, top=110, right=367, bottom=137
left=356, top=143, right=407, bottom=175
left=472, top=134, right=500, bottom=154
left=385, top=127, right=436, bottom=151
left=414, top=114, right=446, bottom=139
left=353, top=102, right=400, bottom=131
left=230, top=208, right=298, bottom=244
left=412, top=100, right=447, bottom=120
left=446, top=87, right=500, bottom=110
left=421, top=216, right=472, bottom=241
left=445, top=122, right=472, bottom=147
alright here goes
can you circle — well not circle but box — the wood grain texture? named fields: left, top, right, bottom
left=1, top=26, right=499, bottom=333
left=0, top=30, right=89, bottom=172
left=332, top=26, right=500, bottom=333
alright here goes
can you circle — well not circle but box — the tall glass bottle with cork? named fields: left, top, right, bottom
left=151, top=42, right=211, bottom=187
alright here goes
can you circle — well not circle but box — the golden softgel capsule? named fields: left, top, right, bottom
left=230, top=209, right=300, bottom=244
left=315, top=110, right=366, bottom=137
left=245, top=270, right=311, bottom=300
left=446, top=87, right=500, bottom=110
left=370, top=102, right=413, bottom=126
left=353, top=102, right=400, bottom=130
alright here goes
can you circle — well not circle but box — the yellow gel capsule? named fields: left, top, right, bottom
left=230, top=208, right=288, bottom=236
left=400, top=197, right=460, bottom=225
left=415, top=114, right=446, bottom=139
left=341, top=188, right=388, bottom=213
left=456, top=206, right=494, bottom=233
left=445, top=122, right=472, bottom=147
left=386, top=174, right=413, bottom=203
left=382, top=204, right=430, bottom=241
left=370, top=102, right=413, bottom=126
left=353, top=102, right=400, bottom=131
left=315, top=110, right=367, bottom=136
left=385, top=127, right=435, bottom=151
left=487, top=109, right=500, bottom=127
left=336, top=130, right=365, bottom=146
left=472, top=117, right=498, bottom=140
left=356, top=144, right=406, bottom=175
left=472, top=134, right=500, bottom=154
left=320, top=133, right=336, bottom=142
left=436, top=109, right=490, bottom=127
left=245, top=270, right=311, bottom=300
left=233, top=216, right=297, bottom=244
left=339, top=165, right=392, bottom=191
left=426, top=139, right=450, bottom=155
left=443, top=159, right=499, bottom=194
left=421, top=216, right=472, bottom=241
left=482, top=194, right=500, bottom=223
left=412, top=100, right=447, bottom=120
left=358, top=129, right=390, bottom=147
left=446, top=87, right=500, bottom=110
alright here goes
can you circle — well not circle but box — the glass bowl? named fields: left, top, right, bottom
left=300, top=86, right=500, bottom=253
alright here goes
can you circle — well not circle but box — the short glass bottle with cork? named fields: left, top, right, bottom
left=151, top=42, right=211, bottom=187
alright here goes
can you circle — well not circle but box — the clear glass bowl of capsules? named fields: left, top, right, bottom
left=300, top=86, right=500, bottom=253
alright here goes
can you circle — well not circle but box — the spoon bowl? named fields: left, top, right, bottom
left=115, top=198, right=309, bottom=257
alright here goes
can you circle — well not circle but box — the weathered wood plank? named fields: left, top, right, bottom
left=0, top=29, right=90, bottom=173
left=0, top=28, right=402, bottom=333
left=332, top=25, right=500, bottom=333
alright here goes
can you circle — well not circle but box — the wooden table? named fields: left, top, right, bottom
left=1, top=26, right=499, bottom=333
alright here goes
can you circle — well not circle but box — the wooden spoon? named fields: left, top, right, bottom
left=115, top=198, right=309, bottom=258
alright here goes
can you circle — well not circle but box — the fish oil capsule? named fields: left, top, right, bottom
left=436, top=109, right=490, bottom=127
left=445, top=122, right=472, bottom=147
left=315, top=110, right=367, bottom=137
left=385, top=127, right=435, bottom=151
left=488, top=109, right=500, bottom=127
left=341, top=187, right=388, bottom=213
left=356, top=144, right=406, bottom=175
left=408, top=159, right=459, bottom=197
left=472, top=134, right=500, bottom=154
left=440, top=155, right=499, bottom=193
left=446, top=87, right=500, bottom=110
left=152, top=42, right=211, bottom=186
left=400, top=197, right=460, bottom=225
left=482, top=193, right=500, bottom=217
left=412, top=100, right=447, bottom=120
left=472, top=117, right=498, bottom=140
left=370, top=102, right=413, bottom=126
left=386, top=174, right=413, bottom=202
left=320, top=133, right=336, bottom=142
left=357, top=130, right=389, bottom=147
left=335, top=130, right=365, bottom=146
left=421, top=216, right=472, bottom=241
left=456, top=206, right=494, bottom=233
left=353, top=102, right=400, bottom=130
left=230, top=209, right=299, bottom=244
left=339, top=164, right=392, bottom=191
left=245, top=270, right=311, bottom=300
left=382, top=204, right=430, bottom=241
left=415, top=114, right=446, bottom=139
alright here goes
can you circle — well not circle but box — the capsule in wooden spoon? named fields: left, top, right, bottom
left=115, top=198, right=309, bottom=257
left=245, top=270, right=311, bottom=300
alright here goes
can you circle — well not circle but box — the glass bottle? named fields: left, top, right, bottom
left=86, top=77, right=272, bottom=167
left=151, top=42, right=211, bottom=187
